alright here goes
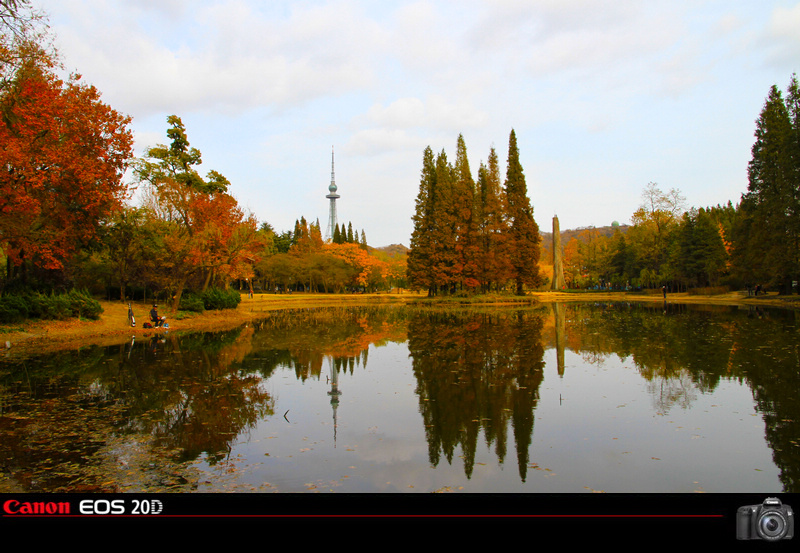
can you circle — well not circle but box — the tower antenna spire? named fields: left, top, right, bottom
left=325, top=146, right=340, bottom=241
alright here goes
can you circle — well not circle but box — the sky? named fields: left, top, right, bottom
left=41, top=0, right=800, bottom=247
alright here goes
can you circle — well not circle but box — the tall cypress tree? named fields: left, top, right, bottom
left=742, top=78, right=800, bottom=293
left=408, top=146, right=438, bottom=295
left=431, top=149, right=458, bottom=292
left=477, top=146, right=512, bottom=291
left=504, top=129, right=543, bottom=294
left=452, top=134, right=479, bottom=289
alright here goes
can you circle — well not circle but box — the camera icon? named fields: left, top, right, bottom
left=737, top=497, right=794, bottom=541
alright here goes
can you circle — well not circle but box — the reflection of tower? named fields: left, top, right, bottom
left=552, top=215, right=566, bottom=290
left=552, top=302, right=566, bottom=376
left=327, top=357, right=342, bottom=446
left=325, top=146, right=340, bottom=241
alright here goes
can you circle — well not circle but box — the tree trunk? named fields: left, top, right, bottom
left=172, top=277, right=187, bottom=311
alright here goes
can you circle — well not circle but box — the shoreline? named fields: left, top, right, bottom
left=2, top=290, right=797, bottom=358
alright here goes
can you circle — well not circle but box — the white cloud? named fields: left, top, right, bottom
left=346, top=128, right=426, bottom=157
left=364, top=95, right=488, bottom=130
left=52, top=0, right=388, bottom=116
left=764, top=3, right=800, bottom=66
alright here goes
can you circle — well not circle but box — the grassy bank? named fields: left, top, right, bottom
left=1, top=289, right=797, bottom=358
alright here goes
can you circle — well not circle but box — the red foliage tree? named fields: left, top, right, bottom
left=0, top=64, right=133, bottom=274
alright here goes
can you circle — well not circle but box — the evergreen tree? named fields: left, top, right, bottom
left=408, top=146, right=438, bottom=295
left=477, top=147, right=512, bottom=291
left=452, top=134, right=480, bottom=289
left=503, top=130, right=543, bottom=294
left=741, top=78, right=800, bottom=293
left=431, top=149, right=459, bottom=292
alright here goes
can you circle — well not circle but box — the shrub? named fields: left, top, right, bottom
left=0, top=289, right=102, bottom=323
left=34, top=293, right=72, bottom=320
left=0, top=295, right=29, bottom=323
left=179, top=293, right=205, bottom=313
left=66, top=289, right=103, bottom=320
left=201, top=288, right=241, bottom=310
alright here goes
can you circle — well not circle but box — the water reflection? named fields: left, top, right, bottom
left=549, top=302, right=800, bottom=492
left=0, top=302, right=798, bottom=492
left=0, top=327, right=273, bottom=491
left=408, top=309, right=545, bottom=482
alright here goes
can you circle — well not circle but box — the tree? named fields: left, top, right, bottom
left=135, top=115, right=256, bottom=308
left=475, top=147, right=511, bottom=291
left=1, top=0, right=51, bottom=94
left=740, top=77, right=800, bottom=293
left=430, top=149, right=459, bottom=291
left=0, top=63, right=133, bottom=279
left=627, top=182, right=686, bottom=286
left=676, top=208, right=727, bottom=288
left=102, top=206, right=152, bottom=302
left=408, top=146, right=438, bottom=295
left=503, top=130, right=543, bottom=294
left=452, top=134, right=480, bottom=290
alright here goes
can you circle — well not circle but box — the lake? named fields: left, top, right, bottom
left=0, top=302, right=798, bottom=493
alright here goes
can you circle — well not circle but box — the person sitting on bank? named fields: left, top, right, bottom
left=150, top=304, right=166, bottom=327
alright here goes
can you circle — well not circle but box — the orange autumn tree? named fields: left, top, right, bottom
left=475, top=146, right=512, bottom=291
left=136, top=115, right=260, bottom=309
left=325, top=242, right=388, bottom=290
left=0, top=60, right=133, bottom=278
left=191, top=191, right=262, bottom=291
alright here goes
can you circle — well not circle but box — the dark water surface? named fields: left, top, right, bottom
left=1, top=302, right=798, bottom=493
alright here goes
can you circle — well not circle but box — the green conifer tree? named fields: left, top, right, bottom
left=452, top=134, right=480, bottom=290
left=408, top=146, right=438, bottom=295
left=503, top=129, right=543, bottom=294
left=742, top=78, right=800, bottom=293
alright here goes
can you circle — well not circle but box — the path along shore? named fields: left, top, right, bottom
left=2, top=290, right=798, bottom=358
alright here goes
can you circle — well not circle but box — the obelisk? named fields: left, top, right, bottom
left=552, top=215, right=566, bottom=290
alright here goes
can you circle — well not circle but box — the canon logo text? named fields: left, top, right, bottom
left=4, top=499, right=70, bottom=515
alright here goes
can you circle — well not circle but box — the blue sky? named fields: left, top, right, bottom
left=44, top=0, right=800, bottom=247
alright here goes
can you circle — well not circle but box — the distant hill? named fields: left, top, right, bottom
left=540, top=223, right=629, bottom=246
left=372, top=244, right=409, bottom=257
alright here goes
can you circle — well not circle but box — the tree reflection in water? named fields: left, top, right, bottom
left=407, top=308, right=545, bottom=481
left=1, top=303, right=798, bottom=492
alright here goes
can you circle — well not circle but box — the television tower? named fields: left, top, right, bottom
left=325, top=146, right=340, bottom=241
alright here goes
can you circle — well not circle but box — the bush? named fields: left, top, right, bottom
left=0, top=295, right=29, bottom=323
left=201, top=288, right=241, bottom=310
left=179, top=293, right=205, bottom=313
left=0, top=289, right=102, bottom=323
left=33, top=293, right=72, bottom=320
left=66, top=289, right=103, bottom=320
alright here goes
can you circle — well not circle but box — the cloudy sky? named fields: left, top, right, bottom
left=44, top=0, right=800, bottom=247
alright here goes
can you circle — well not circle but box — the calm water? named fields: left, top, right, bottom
left=0, top=302, right=798, bottom=493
